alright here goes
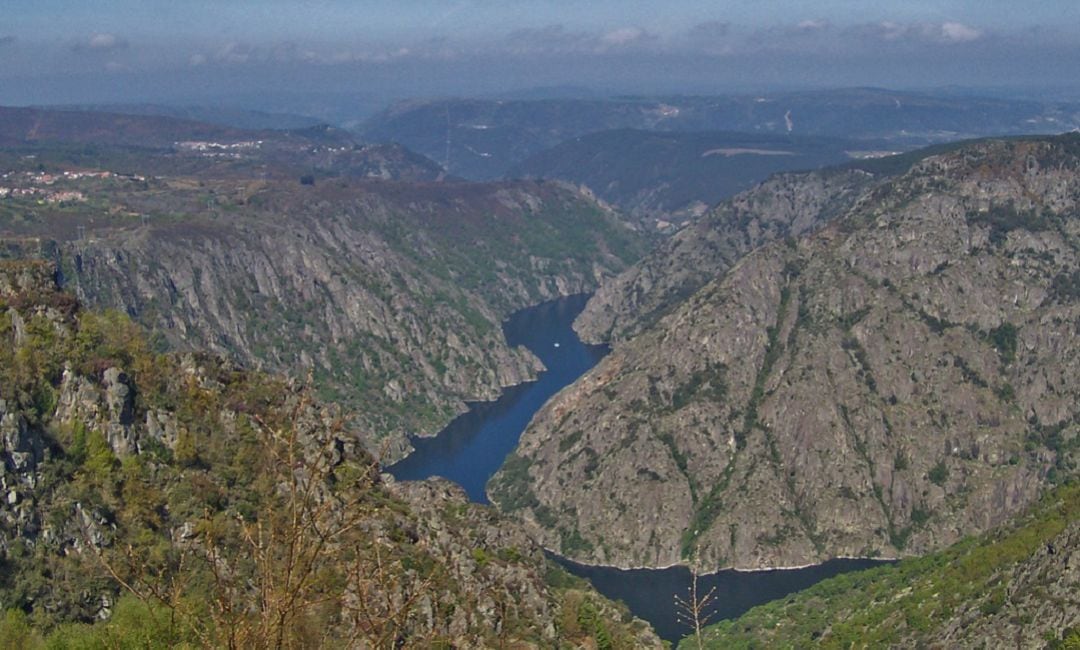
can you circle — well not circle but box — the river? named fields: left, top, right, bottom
left=387, top=294, right=889, bottom=643
left=387, top=293, right=608, bottom=503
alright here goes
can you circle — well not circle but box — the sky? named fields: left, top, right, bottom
left=3, top=1, right=1080, bottom=117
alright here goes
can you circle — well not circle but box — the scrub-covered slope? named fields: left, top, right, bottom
left=690, top=482, right=1080, bottom=649
left=0, top=260, right=661, bottom=648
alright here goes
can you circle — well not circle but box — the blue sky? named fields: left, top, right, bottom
left=7, top=0, right=1079, bottom=39
left=3, top=1, right=1080, bottom=109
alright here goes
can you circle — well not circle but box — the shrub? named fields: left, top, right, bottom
left=928, top=460, right=949, bottom=486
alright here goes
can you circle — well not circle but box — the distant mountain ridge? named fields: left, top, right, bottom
left=362, top=88, right=1080, bottom=180
left=0, top=105, right=448, bottom=183
left=0, top=105, right=264, bottom=148
left=43, top=103, right=325, bottom=131
left=508, top=128, right=863, bottom=222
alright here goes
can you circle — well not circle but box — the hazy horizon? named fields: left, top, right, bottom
left=5, top=1, right=1080, bottom=122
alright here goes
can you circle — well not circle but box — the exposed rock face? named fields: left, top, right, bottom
left=491, top=136, right=1080, bottom=572
left=0, top=260, right=56, bottom=297
left=1, top=398, right=42, bottom=480
left=387, top=478, right=663, bottom=647
left=574, top=168, right=879, bottom=344
left=54, top=179, right=641, bottom=461
left=54, top=365, right=140, bottom=458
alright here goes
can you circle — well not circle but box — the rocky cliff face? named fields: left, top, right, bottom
left=573, top=168, right=880, bottom=344
left=48, top=178, right=641, bottom=461
left=0, top=262, right=661, bottom=647
left=491, top=136, right=1080, bottom=572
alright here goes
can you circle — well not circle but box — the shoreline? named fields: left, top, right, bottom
left=545, top=546, right=900, bottom=576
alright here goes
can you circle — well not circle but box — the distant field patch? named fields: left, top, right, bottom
left=700, top=148, right=796, bottom=157
left=844, top=150, right=905, bottom=159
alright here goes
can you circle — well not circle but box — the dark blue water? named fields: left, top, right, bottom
left=387, top=293, right=607, bottom=503
left=555, top=555, right=893, bottom=643
left=388, top=294, right=893, bottom=643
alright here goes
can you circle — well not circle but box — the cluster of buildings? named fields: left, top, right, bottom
left=175, top=140, right=263, bottom=157
left=0, top=168, right=144, bottom=204
left=0, top=186, right=86, bottom=203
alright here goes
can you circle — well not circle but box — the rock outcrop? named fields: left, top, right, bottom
left=491, top=136, right=1080, bottom=572
left=573, top=167, right=879, bottom=343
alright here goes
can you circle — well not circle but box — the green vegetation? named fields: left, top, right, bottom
left=680, top=280, right=795, bottom=560
left=688, top=480, right=1080, bottom=648
left=560, top=526, right=596, bottom=556
left=558, top=428, right=585, bottom=452
left=487, top=453, right=540, bottom=511
left=556, top=590, right=649, bottom=650
left=680, top=464, right=735, bottom=560
left=928, top=459, right=950, bottom=486
left=842, top=335, right=878, bottom=394
left=510, top=128, right=856, bottom=214
left=0, top=596, right=203, bottom=649
left=667, top=362, right=728, bottom=412
left=969, top=201, right=1057, bottom=246
left=987, top=322, right=1019, bottom=364
left=740, top=283, right=794, bottom=448
left=1050, top=269, right=1080, bottom=302
left=0, top=267, right=648, bottom=648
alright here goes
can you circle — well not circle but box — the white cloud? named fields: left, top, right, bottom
left=796, top=19, right=830, bottom=31
left=269, top=41, right=320, bottom=64
left=216, top=42, right=254, bottom=64
left=326, top=46, right=414, bottom=64
left=90, top=34, right=119, bottom=49
left=498, top=24, right=656, bottom=56
left=875, top=21, right=906, bottom=41
left=940, top=22, right=982, bottom=43
left=844, top=21, right=985, bottom=46
left=75, top=33, right=128, bottom=52
left=681, top=21, right=735, bottom=56
left=167, top=17, right=991, bottom=76
left=502, top=25, right=594, bottom=55
left=187, top=39, right=418, bottom=67
left=601, top=27, right=646, bottom=47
